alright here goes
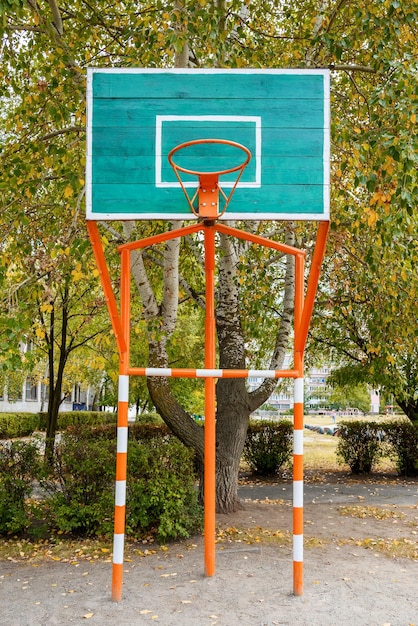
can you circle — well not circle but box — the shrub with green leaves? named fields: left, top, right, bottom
left=0, top=440, right=41, bottom=534
left=42, top=426, right=202, bottom=541
left=41, top=428, right=115, bottom=536
left=126, top=437, right=202, bottom=541
left=243, top=420, right=293, bottom=476
left=336, top=421, right=384, bottom=474
left=383, top=420, right=418, bottom=476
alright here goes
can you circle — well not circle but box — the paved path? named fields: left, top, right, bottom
left=238, top=480, right=418, bottom=506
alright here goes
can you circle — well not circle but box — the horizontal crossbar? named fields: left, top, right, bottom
left=127, top=367, right=300, bottom=379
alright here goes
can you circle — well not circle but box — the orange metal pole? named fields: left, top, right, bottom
left=203, top=223, right=216, bottom=577
left=295, top=221, right=329, bottom=353
left=86, top=221, right=127, bottom=356
left=215, top=222, right=305, bottom=258
left=293, top=253, right=305, bottom=596
left=118, top=223, right=202, bottom=253
left=111, top=248, right=130, bottom=602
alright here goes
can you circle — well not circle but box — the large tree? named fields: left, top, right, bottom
left=306, top=2, right=418, bottom=422
left=1, top=1, right=417, bottom=509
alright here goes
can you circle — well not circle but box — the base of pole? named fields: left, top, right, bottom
left=293, top=561, right=303, bottom=596
left=111, top=562, right=124, bottom=602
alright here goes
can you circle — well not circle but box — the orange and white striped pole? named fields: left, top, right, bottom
left=112, top=373, right=129, bottom=601
left=111, top=248, right=130, bottom=602
left=293, top=252, right=305, bottom=596
left=293, top=376, right=304, bottom=596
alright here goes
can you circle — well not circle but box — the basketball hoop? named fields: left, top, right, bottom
left=168, top=139, right=251, bottom=219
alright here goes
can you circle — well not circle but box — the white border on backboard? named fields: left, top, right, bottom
left=86, top=68, right=330, bottom=221
left=155, top=115, right=262, bottom=188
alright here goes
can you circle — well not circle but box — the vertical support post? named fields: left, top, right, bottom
left=293, top=253, right=305, bottom=596
left=203, top=223, right=216, bottom=576
left=111, top=249, right=130, bottom=602
left=293, top=377, right=304, bottom=596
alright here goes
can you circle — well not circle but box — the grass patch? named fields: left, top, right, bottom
left=339, top=536, right=418, bottom=560
left=304, top=432, right=339, bottom=470
left=0, top=535, right=181, bottom=563
left=0, top=536, right=113, bottom=563
left=216, top=525, right=291, bottom=546
left=339, top=505, right=406, bottom=520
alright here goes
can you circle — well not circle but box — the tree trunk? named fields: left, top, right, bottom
left=215, top=378, right=250, bottom=512
left=214, top=230, right=250, bottom=512
left=396, top=397, right=418, bottom=425
left=44, top=290, right=69, bottom=464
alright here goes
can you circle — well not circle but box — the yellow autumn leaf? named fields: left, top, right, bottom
left=71, top=262, right=84, bottom=281
left=367, top=210, right=378, bottom=227
left=64, top=185, right=74, bottom=198
left=40, top=303, right=53, bottom=313
left=35, top=328, right=45, bottom=339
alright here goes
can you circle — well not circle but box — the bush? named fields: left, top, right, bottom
left=336, top=421, right=384, bottom=474
left=126, top=437, right=202, bottom=541
left=0, top=440, right=41, bottom=534
left=42, top=426, right=201, bottom=541
left=383, top=420, right=418, bottom=476
left=41, top=428, right=115, bottom=536
left=129, top=422, right=170, bottom=441
left=0, top=412, right=41, bottom=438
left=135, top=411, right=164, bottom=425
left=243, top=420, right=293, bottom=476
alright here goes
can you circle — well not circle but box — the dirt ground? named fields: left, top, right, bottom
left=1, top=473, right=417, bottom=626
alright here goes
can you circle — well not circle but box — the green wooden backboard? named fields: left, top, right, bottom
left=86, top=69, right=330, bottom=221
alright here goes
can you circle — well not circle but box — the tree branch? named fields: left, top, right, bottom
left=40, top=126, right=86, bottom=141
left=329, top=64, right=376, bottom=74
left=47, top=0, right=63, bottom=35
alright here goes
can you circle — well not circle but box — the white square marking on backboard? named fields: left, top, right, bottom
left=155, top=115, right=262, bottom=188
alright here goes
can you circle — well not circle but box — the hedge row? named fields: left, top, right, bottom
left=0, top=411, right=117, bottom=439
